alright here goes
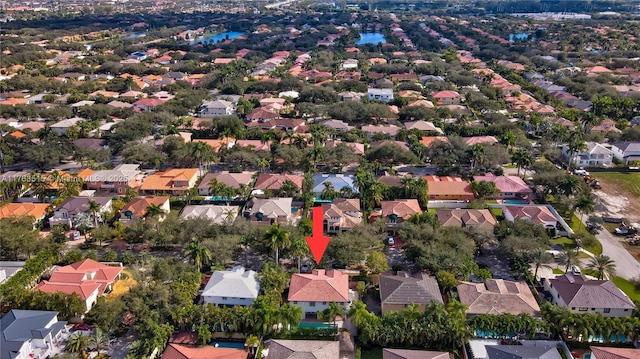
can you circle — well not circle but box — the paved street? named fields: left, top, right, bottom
left=595, top=228, right=640, bottom=280
left=108, top=328, right=136, bottom=359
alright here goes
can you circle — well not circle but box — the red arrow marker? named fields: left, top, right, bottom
left=306, top=206, right=331, bottom=265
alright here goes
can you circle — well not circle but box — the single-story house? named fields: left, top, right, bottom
left=503, top=205, right=557, bottom=230
left=266, top=339, right=340, bottom=359
left=436, top=209, right=496, bottom=230
left=243, top=197, right=293, bottom=224
left=457, top=279, right=541, bottom=316
left=161, top=343, right=247, bottom=359
left=139, top=168, right=199, bottom=195
left=198, top=171, right=255, bottom=196
left=120, top=196, right=170, bottom=223
left=424, top=176, right=474, bottom=201
left=544, top=274, right=634, bottom=317
left=383, top=349, right=450, bottom=359
left=473, top=175, right=533, bottom=199
left=181, top=205, right=238, bottom=225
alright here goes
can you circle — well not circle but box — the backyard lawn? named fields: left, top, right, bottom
left=567, top=214, right=603, bottom=255
left=612, top=276, right=640, bottom=302
left=594, top=172, right=640, bottom=197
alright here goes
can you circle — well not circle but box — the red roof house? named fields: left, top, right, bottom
left=288, top=269, right=350, bottom=317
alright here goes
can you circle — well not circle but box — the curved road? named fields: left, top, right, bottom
left=594, top=228, right=640, bottom=280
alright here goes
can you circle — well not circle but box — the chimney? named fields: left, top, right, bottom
left=313, top=269, right=326, bottom=276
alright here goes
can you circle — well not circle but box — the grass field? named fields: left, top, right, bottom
left=612, top=276, right=640, bottom=302
left=553, top=268, right=565, bottom=274
left=594, top=172, right=640, bottom=197
left=567, top=214, right=603, bottom=255
left=550, top=237, right=575, bottom=249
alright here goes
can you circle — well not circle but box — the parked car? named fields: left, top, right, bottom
left=571, top=265, right=582, bottom=276
left=615, top=224, right=638, bottom=235
left=70, top=231, right=81, bottom=240
left=387, top=237, right=395, bottom=246
left=574, top=168, right=589, bottom=176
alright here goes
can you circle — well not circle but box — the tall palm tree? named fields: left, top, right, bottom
left=512, top=148, right=534, bottom=177
left=183, top=237, right=212, bottom=271
left=556, top=248, right=580, bottom=272
left=263, top=223, right=291, bottom=264
left=468, top=144, right=485, bottom=169
left=257, top=158, right=270, bottom=173
left=279, top=302, right=303, bottom=331
left=88, top=327, right=110, bottom=354
left=320, top=181, right=339, bottom=200
left=567, top=138, right=587, bottom=168
left=586, top=254, right=616, bottom=280
left=574, top=194, right=595, bottom=230
left=87, top=200, right=101, bottom=228
left=144, top=203, right=164, bottom=220
left=191, top=141, right=214, bottom=173
left=559, top=175, right=583, bottom=196
left=289, top=236, right=310, bottom=272
left=528, top=248, right=553, bottom=282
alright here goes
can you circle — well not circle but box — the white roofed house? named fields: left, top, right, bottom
left=181, top=205, right=238, bottom=225
left=201, top=266, right=260, bottom=307
left=368, top=88, right=394, bottom=103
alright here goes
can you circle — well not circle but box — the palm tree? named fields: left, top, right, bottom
left=567, top=138, right=587, bottom=168
left=60, top=176, right=82, bottom=199
left=559, top=175, right=583, bottom=196
left=556, top=248, right=580, bottom=272
left=528, top=248, right=553, bottom=282
left=512, top=148, right=534, bottom=177
left=30, top=172, right=49, bottom=202
left=468, top=144, right=485, bottom=169
left=144, top=203, right=164, bottom=220
left=320, top=181, right=339, bottom=200
left=586, top=254, right=616, bottom=280
left=499, top=131, right=516, bottom=153
left=87, top=200, right=101, bottom=228
left=65, top=332, right=89, bottom=358
left=289, top=236, right=310, bottom=272
left=320, top=302, right=345, bottom=327
left=191, top=141, right=214, bottom=173
left=245, top=335, right=260, bottom=357
left=263, top=223, right=291, bottom=264
left=183, top=237, right=212, bottom=271
left=309, top=145, right=324, bottom=170
left=88, top=327, right=110, bottom=354
left=574, top=194, right=595, bottom=230
left=257, top=158, right=270, bottom=173
left=279, top=302, right=303, bottom=331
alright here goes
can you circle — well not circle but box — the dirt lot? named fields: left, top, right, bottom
left=592, top=173, right=640, bottom=226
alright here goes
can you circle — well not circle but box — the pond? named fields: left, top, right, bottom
left=356, top=32, right=387, bottom=45
left=191, top=31, right=243, bottom=45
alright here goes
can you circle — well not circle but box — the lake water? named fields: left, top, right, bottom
left=191, top=31, right=243, bottom=45
left=356, top=32, right=387, bottom=45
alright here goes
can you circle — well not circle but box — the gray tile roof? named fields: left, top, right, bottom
left=383, top=349, right=450, bottom=359
left=1, top=310, right=67, bottom=358
left=380, top=272, right=443, bottom=306
left=486, top=346, right=560, bottom=359
left=202, top=266, right=260, bottom=300
left=549, top=274, right=635, bottom=309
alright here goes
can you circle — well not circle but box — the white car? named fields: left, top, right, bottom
left=387, top=237, right=395, bottom=246
left=571, top=265, right=582, bottom=275
left=574, top=169, right=589, bottom=176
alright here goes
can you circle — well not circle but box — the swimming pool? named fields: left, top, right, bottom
left=502, top=199, right=529, bottom=205
left=211, top=341, right=245, bottom=349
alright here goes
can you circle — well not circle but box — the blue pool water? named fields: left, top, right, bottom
left=584, top=354, right=591, bottom=359
left=192, top=31, right=243, bottom=45
left=298, top=322, right=335, bottom=329
left=503, top=199, right=529, bottom=205
left=356, top=33, right=387, bottom=45
left=211, top=341, right=245, bottom=349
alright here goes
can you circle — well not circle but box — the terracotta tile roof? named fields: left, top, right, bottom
left=473, top=175, right=532, bottom=195
left=161, top=343, right=247, bottom=359
left=9, top=131, right=26, bottom=139
left=503, top=205, right=556, bottom=224
left=199, top=171, right=255, bottom=190
left=380, top=199, right=422, bottom=219
left=457, top=279, right=541, bottom=316
left=463, top=136, right=498, bottom=146
left=192, top=138, right=235, bottom=153
left=253, top=173, right=303, bottom=191
left=0, top=203, right=50, bottom=220
left=288, top=269, right=349, bottom=302
left=34, top=280, right=101, bottom=300
left=139, top=169, right=198, bottom=191
left=420, top=136, right=448, bottom=147
left=590, top=347, right=640, bottom=359
left=121, top=196, right=169, bottom=218
left=431, top=90, right=460, bottom=99
left=44, top=259, right=123, bottom=296
left=234, top=140, right=272, bottom=152
left=321, top=199, right=362, bottom=229
left=425, top=176, right=474, bottom=198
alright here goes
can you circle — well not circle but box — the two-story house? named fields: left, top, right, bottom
left=80, top=164, right=143, bottom=195
left=562, top=142, right=613, bottom=167
left=1, top=310, right=68, bottom=359
left=139, top=168, right=199, bottom=195
left=321, top=199, right=362, bottom=233
left=199, top=100, right=235, bottom=117
left=49, top=197, right=112, bottom=228
left=201, top=266, right=260, bottom=307
left=288, top=269, right=351, bottom=319
left=120, top=196, right=170, bottom=223
left=611, top=142, right=640, bottom=165
left=34, top=259, right=122, bottom=313
left=544, top=274, right=634, bottom=317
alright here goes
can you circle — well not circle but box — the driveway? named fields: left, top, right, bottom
left=108, top=328, right=136, bottom=359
